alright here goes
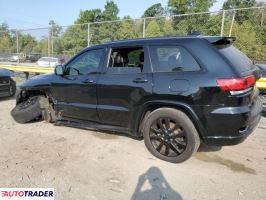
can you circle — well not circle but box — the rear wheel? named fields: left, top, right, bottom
left=143, top=108, right=200, bottom=163
left=11, top=96, right=43, bottom=123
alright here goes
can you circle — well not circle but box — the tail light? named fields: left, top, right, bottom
left=217, top=75, right=256, bottom=91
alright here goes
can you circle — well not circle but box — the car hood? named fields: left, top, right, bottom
left=20, top=73, right=57, bottom=90
left=0, top=69, right=13, bottom=77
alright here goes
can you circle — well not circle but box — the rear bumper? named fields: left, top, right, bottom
left=201, top=97, right=263, bottom=146
left=204, top=114, right=261, bottom=146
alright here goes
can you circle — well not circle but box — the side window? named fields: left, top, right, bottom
left=150, top=46, right=200, bottom=72
left=65, top=49, right=103, bottom=75
left=108, top=47, right=144, bottom=73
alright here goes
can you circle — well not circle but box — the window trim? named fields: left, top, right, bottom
left=148, top=44, right=204, bottom=73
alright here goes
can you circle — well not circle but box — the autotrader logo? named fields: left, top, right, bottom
left=0, top=188, right=54, bottom=200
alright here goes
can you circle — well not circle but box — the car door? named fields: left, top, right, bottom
left=51, top=48, right=105, bottom=122
left=97, top=45, right=153, bottom=128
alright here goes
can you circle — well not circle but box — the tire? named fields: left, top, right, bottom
left=8, top=79, right=16, bottom=97
left=143, top=108, right=200, bottom=163
left=11, top=96, right=43, bottom=124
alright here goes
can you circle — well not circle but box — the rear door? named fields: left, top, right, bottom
left=97, top=45, right=153, bottom=127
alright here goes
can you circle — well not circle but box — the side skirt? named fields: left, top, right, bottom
left=54, top=117, right=139, bottom=138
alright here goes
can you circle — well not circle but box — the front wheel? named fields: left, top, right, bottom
left=143, top=108, right=200, bottom=163
left=11, top=96, right=43, bottom=123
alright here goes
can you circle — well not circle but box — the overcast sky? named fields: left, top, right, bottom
left=1, top=0, right=227, bottom=29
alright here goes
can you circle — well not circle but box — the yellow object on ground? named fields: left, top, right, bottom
left=0, top=65, right=54, bottom=74
left=256, top=78, right=266, bottom=90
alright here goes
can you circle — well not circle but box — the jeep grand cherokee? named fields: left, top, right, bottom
left=11, top=36, right=263, bottom=163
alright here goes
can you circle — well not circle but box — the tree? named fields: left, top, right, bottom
left=61, top=25, right=87, bottom=55
left=0, top=23, right=11, bottom=53
left=18, top=34, right=37, bottom=53
left=163, top=20, right=176, bottom=36
left=230, top=21, right=265, bottom=60
left=146, top=20, right=161, bottom=37
left=143, top=3, right=165, bottom=17
left=168, top=0, right=216, bottom=14
left=168, top=0, right=216, bottom=35
left=117, top=16, right=138, bottom=39
left=223, top=0, right=255, bottom=9
left=75, top=9, right=102, bottom=24
left=222, top=0, right=256, bottom=23
left=102, top=0, right=119, bottom=21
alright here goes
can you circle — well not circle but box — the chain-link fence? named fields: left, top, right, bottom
left=0, top=6, right=265, bottom=64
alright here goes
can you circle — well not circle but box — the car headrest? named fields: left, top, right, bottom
left=139, top=52, right=144, bottom=62
left=114, top=53, right=128, bottom=67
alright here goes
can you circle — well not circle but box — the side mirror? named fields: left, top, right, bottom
left=55, top=65, right=64, bottom=76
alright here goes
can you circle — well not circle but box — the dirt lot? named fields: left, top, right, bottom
left=0, top=96, right=266, bottom=200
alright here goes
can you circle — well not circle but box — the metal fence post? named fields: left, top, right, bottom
left=51, top=28, right=54, bottom=57
left=229, top=11, right=236, bottom=36
left=47, top=28, right=50, bottom=57
left=220, top=10, right=226, bottom=36
left=143, top=18, right=146, bottom=38
left=261, top=9, right=265, bottom=26
left=16, top=29, right=19, bottom=54
left=87, top=23, right=90, bottom=47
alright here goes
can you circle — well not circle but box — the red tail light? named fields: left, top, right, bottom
left=217, top=75, right=256, bottom=91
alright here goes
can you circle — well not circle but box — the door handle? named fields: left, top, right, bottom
left=133, top=78, right=148, bottom=83
left=82, top=79, right=94, bottom=84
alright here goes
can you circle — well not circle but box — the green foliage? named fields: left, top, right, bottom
left=223, top=0, right=256, bottom=23
left=223, top=0, right=255, bottom=9
left=146, top=20, right=162, bottom=37
left=0, top=0, right=265, bottom=62
left=143, top=3, right=165, bottom=17
left=75, top=9, right=102, bottom=24
left=163, top=20, right=176, bottom=36
left=102, top=0, right=119, bottom=21
left=60, top=25, right=87, bottom=55
left=117, top=18, right=138, bottom=39
left=168, top=0, right=216, bottom=14
left=228, top=21, right=266, bottom=60
left=18, top=34, right=37, bottom=53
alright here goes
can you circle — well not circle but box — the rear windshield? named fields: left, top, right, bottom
left=217, top=46, right=254, bottom=73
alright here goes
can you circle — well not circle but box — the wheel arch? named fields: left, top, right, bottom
left=16, top=87, right=52, bottom=105
left=134, top=100, right=206, bottom=140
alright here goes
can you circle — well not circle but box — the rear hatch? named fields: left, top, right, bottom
left=209, top=37, right=261, bottom=108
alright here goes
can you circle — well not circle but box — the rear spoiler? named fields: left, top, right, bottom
left=202, top=36, right=236, bottom=48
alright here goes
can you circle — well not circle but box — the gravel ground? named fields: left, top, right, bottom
left=0, top=95, right=265, bottom=200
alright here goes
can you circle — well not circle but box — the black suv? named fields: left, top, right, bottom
left=11, top=36, right=263, bottom=163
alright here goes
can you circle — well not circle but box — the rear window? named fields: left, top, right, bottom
left=150, top=46, right=201, bottom=72
left=217, top=46, right=255, bottom=73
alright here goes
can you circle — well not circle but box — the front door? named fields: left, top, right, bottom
left=51, top=48, right=104, bottom=122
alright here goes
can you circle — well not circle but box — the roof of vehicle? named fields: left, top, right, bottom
left=87, top=35, right=236, bottom=49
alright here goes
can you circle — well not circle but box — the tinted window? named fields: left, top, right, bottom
left=150, top=46, right=200, bottom=72
left=66, top=49, right=103, bottom=75
left=217, top=46, right=254, bottom=73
